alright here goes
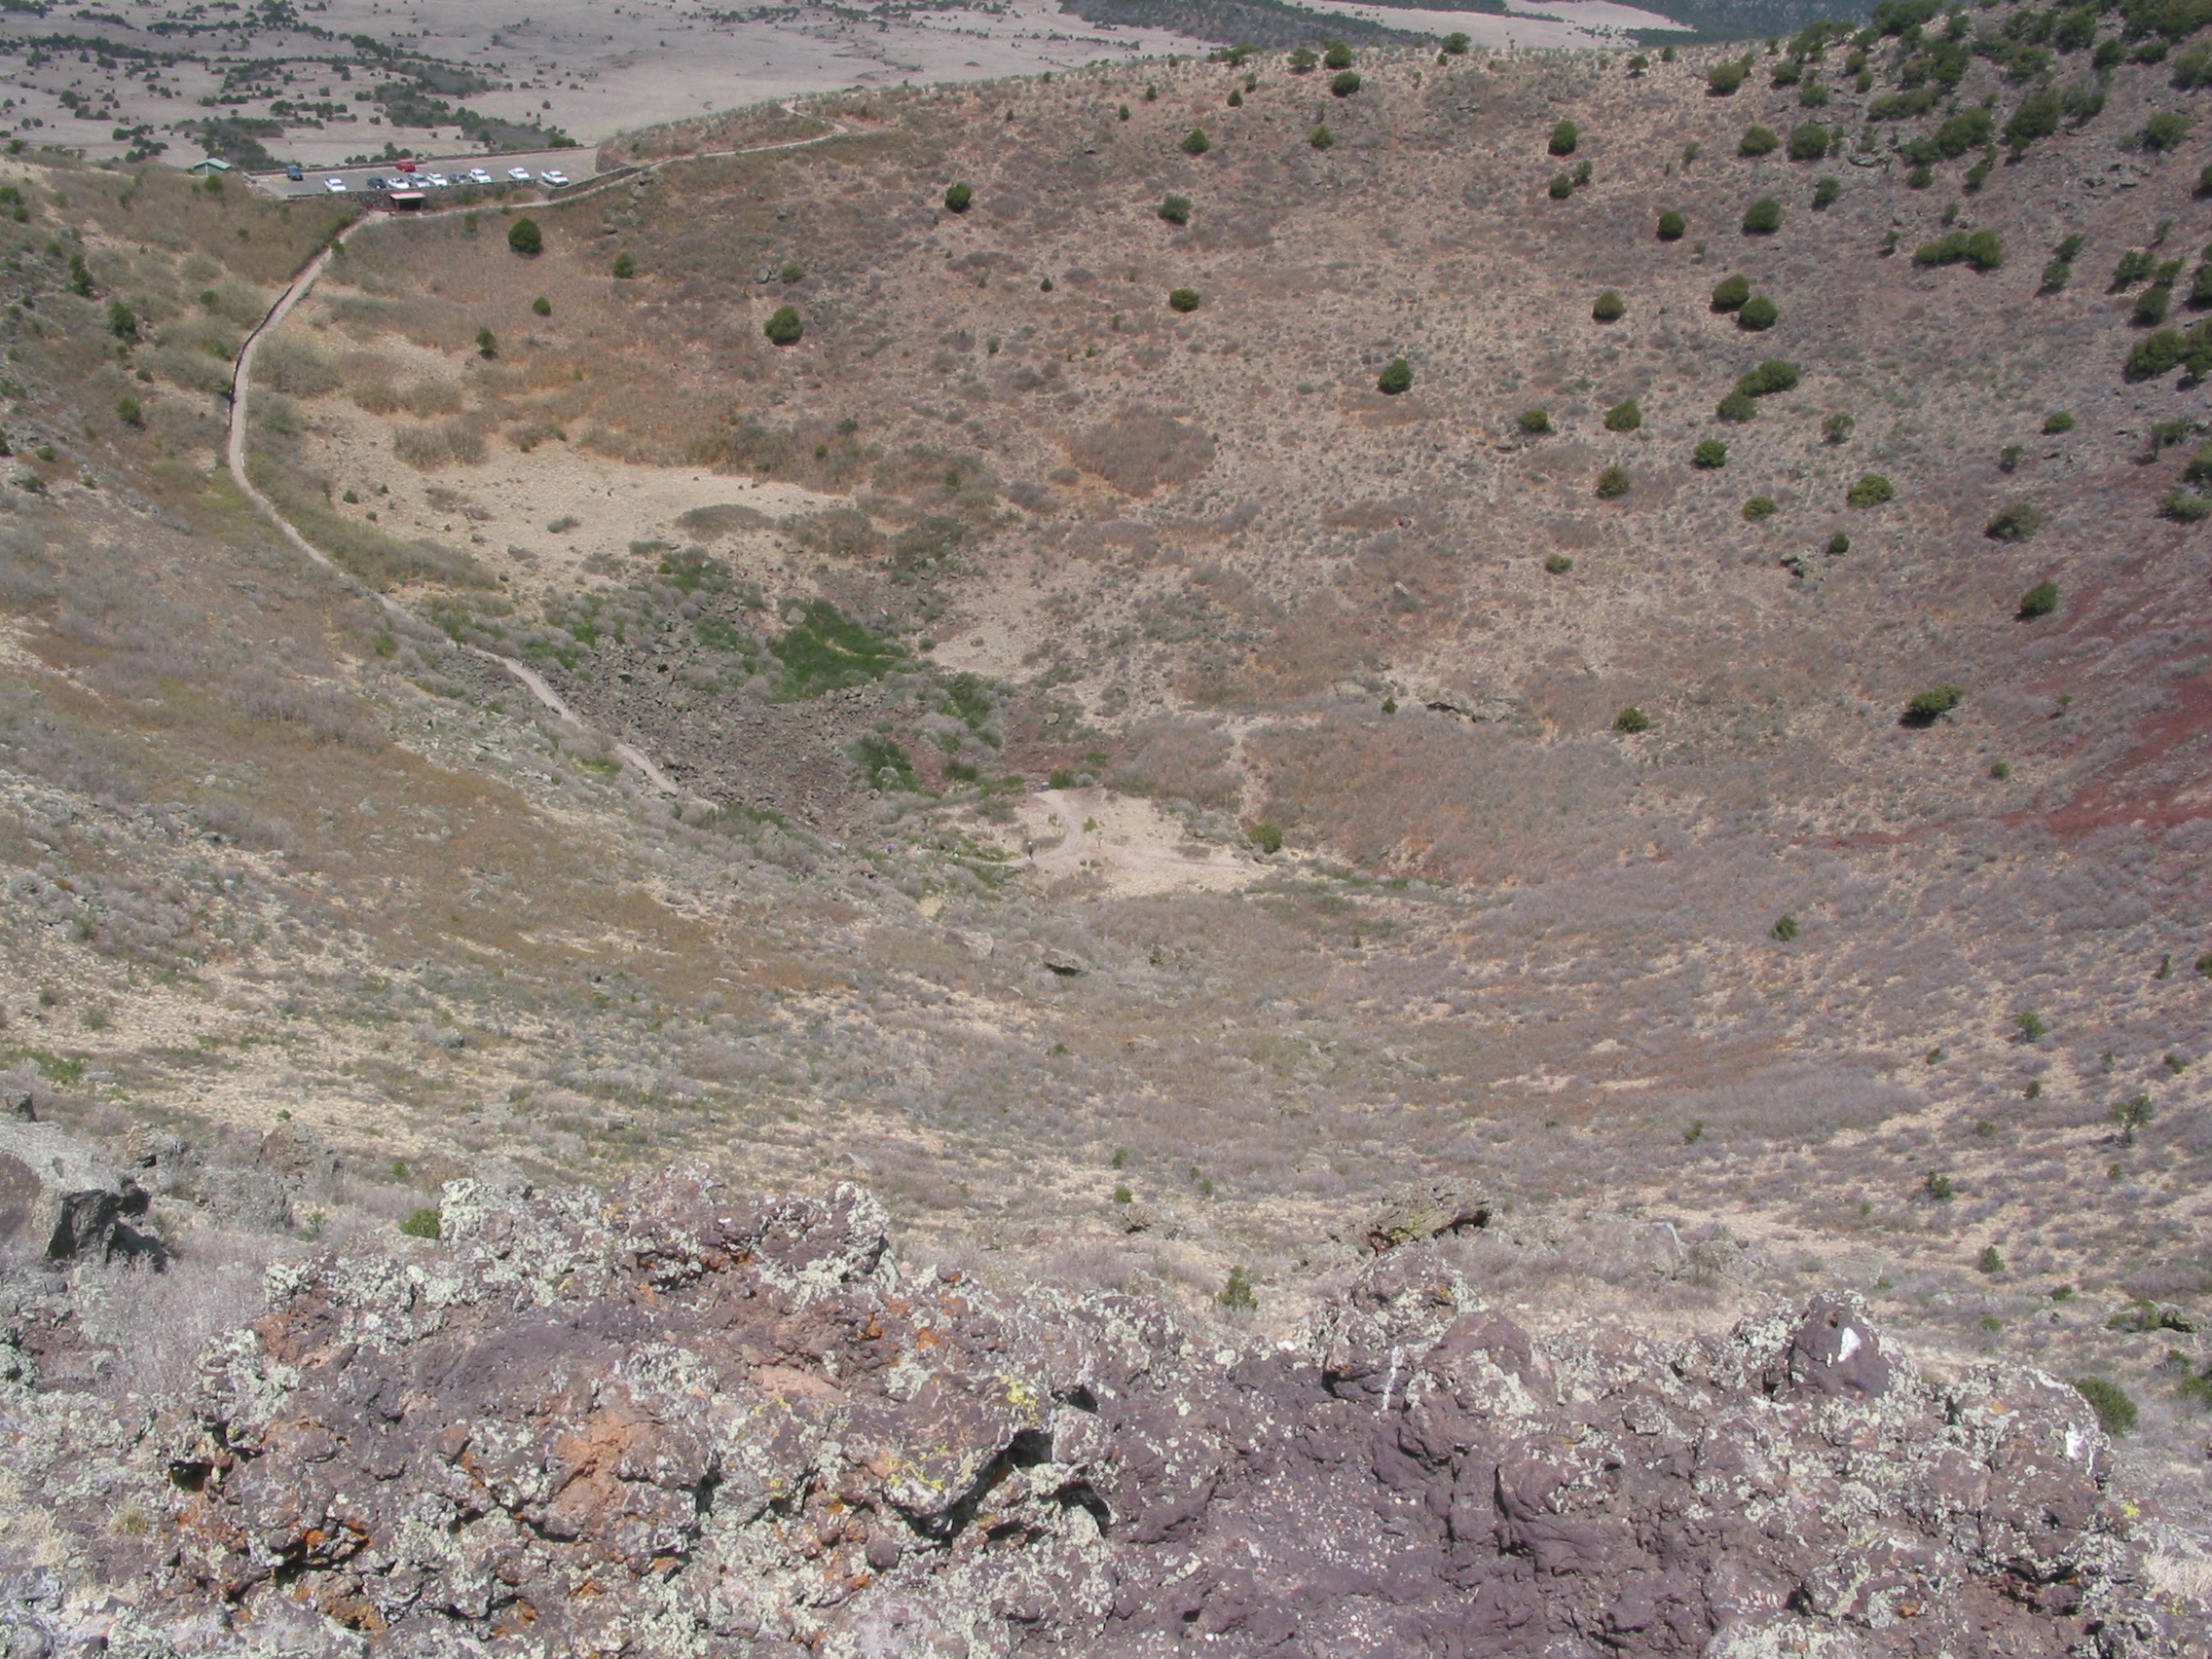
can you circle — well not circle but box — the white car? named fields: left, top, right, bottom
left=467, top=167, right=494, bottom=185
left=424, top=171, right=449, bottom=187
left=323, top=175, right=348, bottom=192
left=507, top=166, right=532, bottom=182
left=540, top=168, right=569, bottom=187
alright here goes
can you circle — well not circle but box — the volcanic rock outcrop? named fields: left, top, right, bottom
left=100, top=1168, right=2177, bottom=1657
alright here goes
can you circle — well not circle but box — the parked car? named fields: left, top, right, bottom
left=366, top=175, right=387, bottom=190
left=540, top=169, right=570, bottom=187
left=324, top=176, right=348, bottom=193
left=423, top=171, right=449, bottom=188
left=506, top=166, right=533, bottom=182
left=467, top=167, right=495, bottom=185
left=394, top=160, right=417, bottom=173
left=284, top=162, right=303, bottom=181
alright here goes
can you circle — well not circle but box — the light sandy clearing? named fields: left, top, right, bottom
left=1304, top=0, right=1688, bottom=47
left=273, top=331, right=851, bottom=604
left=1007, top=787, right=1259, bottom=897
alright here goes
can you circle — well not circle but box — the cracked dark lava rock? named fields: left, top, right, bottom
left=9, top=1169, right=2184, bottom=1655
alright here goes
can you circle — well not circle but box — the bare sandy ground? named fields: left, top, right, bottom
left=1010, top=787, right=1259, bottom=896
left=1310, top=0, right=1690, bottom=48
left=0, top=0, right=1677, bottom=170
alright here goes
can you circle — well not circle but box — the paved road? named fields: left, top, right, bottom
left=225, top=107, right=847, bottom=802
left=247, top=147, right=602, bottom=201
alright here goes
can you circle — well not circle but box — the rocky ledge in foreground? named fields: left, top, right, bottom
left=4, top=1168, right=2196, bottom=1658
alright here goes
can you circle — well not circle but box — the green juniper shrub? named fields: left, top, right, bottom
left=2163, top=488, right=2212, bottom=520
left=1158, top=194, right=1191, bottom=224
left=106, top=302, right=137, bottom=342
left=115, top=395, right=141, bottom=428
left=2190, top=263, right=2212, bottom=308
left=1331, top=70, right=1362, bottom=96
left=1925, top=1170, right=1956, bottom=1200
left=1693, top=438, right=1728, bottom=467
left=1709, top=57, right=1747, bottom=93
left=1228, top=89, right=1242, bottom=106
left=779, top=262, right=804, bottom=283
left=1827, top=531, right=1850, bottom=553
left=1377, top=356, right=1414, bottom=393
left=532, top=295, right=551, bottom=315
left=2044, top=410, right=2076, bottom=433
left=1548, top=172, right=1573, bottom=199
left=1991, top=759, right=2011, bottom=779
left=943, top=181, right=972, bottom=210
left=1711, top=273, right=1751, bottom=311
left=1800, top=78, right=1830, bottom=107
left=1442, top=30, right=1469, bottom=53
left=1658, top=208, right=1687, bottom=240
left=1545, top=551, right=1573, bottom=571
left=399, top=1207, right=441, bottom=1239
left=2126, top=328, right=2190, bottom=380
left=1310, top=124, right=1334, bottom=147
left=1181, top=129, right=1209, bottom=154
left=2018, top=579, right=2059, bottom=617
left=1550, top=118, right=1579, bottom=155
left=506, top=216, right=541, bottom=255
left=1613, top=705, right=1650, bottom=731
left=1738, top=294, right=1778, bottom=330
left=1905, top=166, right=1934, bottom=189
left=1717, top=389, right=1758, bottom=421
left=475, top=327, right=498, bottom=359
left=1593, top=288, right=1626, bottom=321
left=1743, top=196, right=1782, bottom=233
left=2144, top=110, right=2190, bottom=152
left=611, top=251, right=636, bottom=278
left=1740, top=124, right=1779, bottom=156
left=1040, top=276, right=1053, bottom=291
left=1218, top=1266, right=1258, bottom=1311
left=1323, top=40, right=1353, bottom=68
left=1743, top=495, right=1779, bottom=521
left=764, top=305, right=803, bottom=345
left=1901, top=683, right=1963, bottom=724
left=2041, top=257, right=2073, bottom=292
left=1771, top=56, right=1801, bottom=85
left=2114, top=247, right=2156, bottom=288
left=1978, top=1245, right=2005, bottom=1274
left=2000, top=443, right=2024, bottom=472
left=1824, top=411, right=1855, bottom=444
left=2137, top=285, right=2174, bottom=326
left=1736, top=358, right=1799, bottom=396
left=1168, top=287, right=1201, bottom=313
left=1772, top=913, right=1799, bottom=940
left=1119, top=103, right=1130, bottom=120
left=1596, top=464, right=1633, bottom=498
left=1848, top=472, right=1895, bottom=507
left=1789, top=122, right=1830, bottom=159
left=1604, top=398, right=1641, bottom=431
left=1518, top=407, right=1553, bottom=434
left=2075, top=1377, right=2137, bottom=1434
left=1250, top=822, right=1283, bottom=854
left=1986, top=502, right=2045, bottom=540
left=1288, top=47, right=1315, bottom=71
left=1682, top=139, right=1700, bottom=163
left=1627, top=51, right=1647, bottom=72
left=1572, top=160, right=1592, bottom=186
left=1966, top=160, right=1990, bottom=192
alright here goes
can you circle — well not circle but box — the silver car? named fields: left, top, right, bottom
left=506, top=166, right=532, bottom=182
left=467, top=167, right=494, bottom=185
left=324, top=175, right=348, bottom=192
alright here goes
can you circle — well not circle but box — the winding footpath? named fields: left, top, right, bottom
left=224, top=106, right=849, bottom=801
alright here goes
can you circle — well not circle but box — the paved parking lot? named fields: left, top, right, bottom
left=248, top=148, right=603, bottom=202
